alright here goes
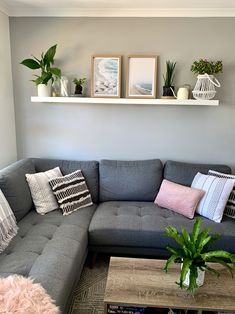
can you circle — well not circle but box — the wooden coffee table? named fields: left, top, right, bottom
left=104, top=257, right=235, bottom=313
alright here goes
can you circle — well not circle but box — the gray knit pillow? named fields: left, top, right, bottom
left=49, top=170, right=93, bottom=216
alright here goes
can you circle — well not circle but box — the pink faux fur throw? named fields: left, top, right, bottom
left=0, top=275, right=60, bottom=314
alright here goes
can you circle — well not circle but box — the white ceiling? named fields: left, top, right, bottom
left=1, top=0, right=235, bottom=17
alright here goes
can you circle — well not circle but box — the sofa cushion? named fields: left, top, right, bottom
left=89, top=201, right=235, bottom=253
left=164, top=160, right=231, bottom=187
left=99, top=159, right=163, bottom=202
left=0, top=159, right=35, bottom=221
left=0, top=205, right=97, bottom=311
left=32, top=158, right=99, bottom=203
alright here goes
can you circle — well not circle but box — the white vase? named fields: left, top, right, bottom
left=183, top=268, right=205, bottom=287
left=37, top=83, right=51, bottom=97
left=192, top=73, right=220, bottom=100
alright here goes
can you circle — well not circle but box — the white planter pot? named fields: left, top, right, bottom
left=37, top=83, right=51, bottom=97
left=192, top=74, right=220, bottom=100
left=183, top=268, right=205, bottom=287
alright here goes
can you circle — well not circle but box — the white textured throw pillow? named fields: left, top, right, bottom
left=208, top=170, right=235, bottom=218
left=26, top=167, right=62, bottom=215
left=191, top=172, right=235, bottom=223
left=0, top=189, right=18, bottom=252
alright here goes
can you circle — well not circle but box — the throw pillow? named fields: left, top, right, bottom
left=154, top=179, right=204, bottom=219
left=208, top=170, right=235, bottom=218
left=0, top=189, right=18, bottom=253
left=49, top=170, right=93, bottom=215
left=191, top=172, right=235, bottom=223
left=26, top=167, right=63, bottom=215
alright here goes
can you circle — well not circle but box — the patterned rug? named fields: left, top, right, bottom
left=69, top=255, right=110, bottom=314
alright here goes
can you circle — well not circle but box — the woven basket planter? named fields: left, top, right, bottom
left=192, top=74, right=220, bottom=100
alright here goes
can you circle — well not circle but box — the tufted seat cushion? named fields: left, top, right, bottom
left=0, top=205, right=97, bottom=312
left=89, top=201, right=235, bottom=255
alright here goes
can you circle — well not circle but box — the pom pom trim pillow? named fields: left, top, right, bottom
left=208, top=170, right=235, bottom=219
left=154, top=179, right=204, bottom=219
left=26, top=167, right=63, bottom=215
left=49, top=170, right=93, bottom=215
left=0, top=189, right=18, bottom=253
left=191, top=172, right=235, bottom=223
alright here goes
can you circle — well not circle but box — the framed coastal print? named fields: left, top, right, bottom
left=126, top=55, right=157, bottom=98
left=91, top=55, right=121, bottom=98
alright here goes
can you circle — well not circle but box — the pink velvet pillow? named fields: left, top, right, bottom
left=154, top=179, right=205, bottom=219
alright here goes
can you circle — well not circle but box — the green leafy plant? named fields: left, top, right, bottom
left=164, top=217, right=235, bottom=293
left=163, top=60, right=176, bottom=87
left=191, top=59, right=223, bottom=75
left=73, top=78, right=86, bottom=86
left=21, top=44, right=61, bottom=85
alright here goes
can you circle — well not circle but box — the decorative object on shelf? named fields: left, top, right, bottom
left=91, top=55, right=121, bottom=98
left=171, top=84, right=191, bottom=100
left=52, top=77, right=60, bottom=97
left=161, top=60, right=176, bottom=99
left=126, top=55, right=157, bottom=99
left=191, top=59, right=222, bottom=100
left=73, top=77, right=86, bottom=96
left=164, top=217, right=235, bottom=293
left=20, top=44, right=61, bottom=97
left=60, top=76, right=69, bottom=97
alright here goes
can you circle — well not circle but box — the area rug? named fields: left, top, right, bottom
left=68, top=255, right=110, bottom=314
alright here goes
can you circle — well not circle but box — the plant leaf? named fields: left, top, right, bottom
left=204, top=264, right=220, bottom=277
left=50, top=67, right=61, bottom=78
left=164, top=255, right=179, bottom=273
left=202, top=250, right=234, bottom=261
left=21, top=58, right=41, bottom=69
left=180, top=258, right=192, bottom=287
left=188, top=265, right=197, bottom=292
left=191, top=217, right=201, bottom=243
left=165, top=226, right=184, bottom=246
left=44, top=44, right=57, bottom=66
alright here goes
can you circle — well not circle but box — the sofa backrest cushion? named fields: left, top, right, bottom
left=32, top=158, right=99, bottom=203
left=0, top=159, right=36, bottom=221
left=99, top=159, right=163, bottom=202
left=164, top=160, right=231, bottom=187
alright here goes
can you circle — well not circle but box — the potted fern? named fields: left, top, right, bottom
left=162, top=60, right=176, bottom=98
left=21, top=44, right=61, bottom=97
left=164, top=217, right=235, bottom=293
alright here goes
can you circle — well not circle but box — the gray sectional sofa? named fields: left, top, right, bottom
left=0, top=157, right=235, bottom=313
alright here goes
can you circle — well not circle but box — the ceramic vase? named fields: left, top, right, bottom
left=37, top=83, right=51, bottom=97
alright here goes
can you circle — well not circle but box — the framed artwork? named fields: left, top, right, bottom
left=91, top=55, right=122, bottom=98
left=126, top=55, right=158, bottom=98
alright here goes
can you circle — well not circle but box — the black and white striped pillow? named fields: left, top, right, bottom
left=208, top=170, right=235, bottom=218
left=49, top=170, right=93, bottom=216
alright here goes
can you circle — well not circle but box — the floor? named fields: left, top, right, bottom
left=69, top=255, right=110, bottom=314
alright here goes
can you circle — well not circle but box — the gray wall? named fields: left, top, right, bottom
left=10, top=17, right=235, bottom=168
left=0, top=11, right=17, bottom=169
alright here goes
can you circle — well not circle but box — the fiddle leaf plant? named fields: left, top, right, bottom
left=164, top=217, right=235, bottom=293
left=21, top=44, right=61, bottom=85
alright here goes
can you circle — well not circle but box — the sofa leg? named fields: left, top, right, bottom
left=90, top=252, right=98, bottom=269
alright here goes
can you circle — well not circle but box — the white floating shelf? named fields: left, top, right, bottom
left=31, top=96, right=219, bottom=106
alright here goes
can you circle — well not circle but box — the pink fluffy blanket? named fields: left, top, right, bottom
left=0, top=275, right=60, bottom=314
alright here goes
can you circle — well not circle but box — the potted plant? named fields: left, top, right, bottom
left=191, top=59, right=222, bottom=100
left=164, top=217, right=235, bottom=293
left=73, top=78, right=86, bottom=96
left=162, top=60, right=176, bottom=98
left=21, top=44, right=61, bottom=97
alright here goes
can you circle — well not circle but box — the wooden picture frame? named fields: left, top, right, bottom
left=126, top=55, right=158, bottom=99
left=91, top=55, right=122, bottom=98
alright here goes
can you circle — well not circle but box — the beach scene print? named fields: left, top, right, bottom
left=93, top=57, right=120, bottom=96
left=128, top=57, right=156, bottom=97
